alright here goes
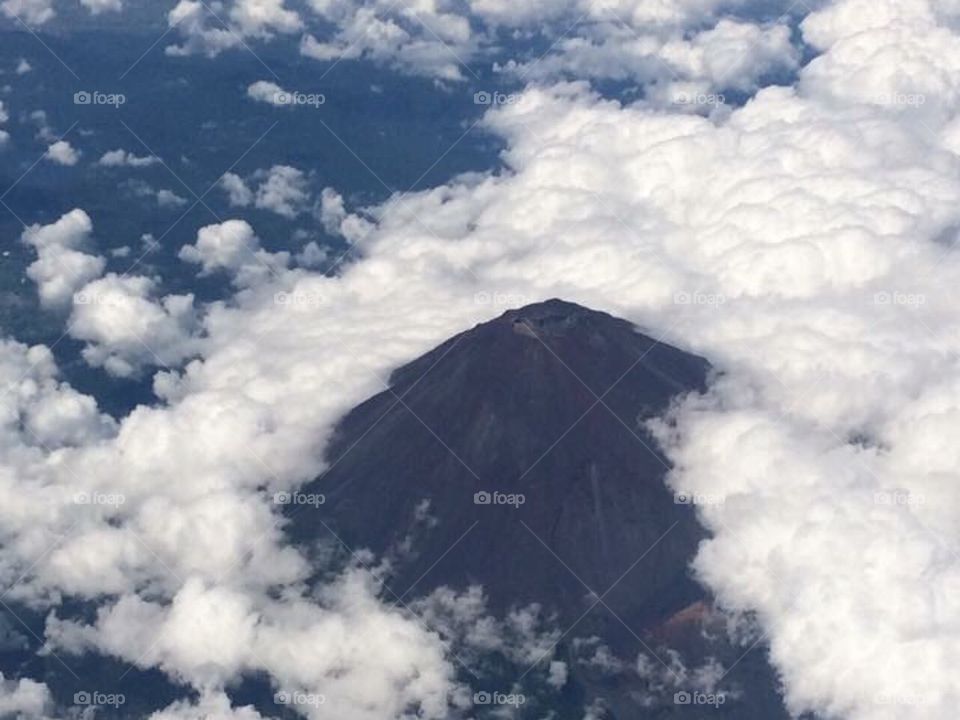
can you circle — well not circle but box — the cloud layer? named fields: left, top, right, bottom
left=162, top=0, right=802, bottom=93
left=8, top=0, right=960, bottom=718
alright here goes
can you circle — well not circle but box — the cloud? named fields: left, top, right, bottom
left=295, top=0, right=802, bottom=88
left=0, top=673, right=52, bottom=719
left=413, top=585, right=562, bottom=667
left=179, top=219, right=289, bottom=285
left=1, top=212, right=470, bottom=716
left=230, top=0, right=301, bottom=36
left=318, top=187, right=347, bottom=235
left=8, top=2, right=960, bottom=720
left=220, top=172, right=253, bottom=207
left=0, top=0, right=54, bottom=25
left=340, top=70, right=960, bottom=717
left=69, top=274, right=201, bottom=377
left=179, top=219, right=259, bottom=274
left=122, top=180, right=190, bottom=209
left=671, top=19, right=800, bottom=92
left=0, top=100, right=8, bottom=146
left=504, top=16, right=799, bottom=99
left=148, top=692, right=266, bottom=720
left=80, top=0, right=121, bottom=14
left=253, top=165, right=310, bottom=218
left=157, top=189, right=188, bottom=208
left=218, top=165, right=312, bottom=217
left=0, top=337, right=115, bottom=450
left=299, top=3, right=474, bottom=81
left=28, top=109, right=54, bottom=142
left=582, top=698, right=609, bottom=719
left=166, top=1, right=246, bottom=56
left=45, top=139, right=80, bottom=166
left=465, top=0, right=574, bottom=27
left=98, top=68, right=960, bottom=716
left=295, top=241, right=328, bottom=268
left=22, top=209, right=106, bottom=309
left=49, top=570, right=456, bottom=719
left=167, top=0, right=301, bottom=57
left=800, top=0, right=960, bottom=121
left=246, top=80, right=287, bottom=106
left=165, top=0, right=803, bottom=86
left=98, top=149, right=160, bottom=168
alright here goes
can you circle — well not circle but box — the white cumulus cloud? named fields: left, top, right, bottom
left=0, top=0, right=54, bottom=24
left=44, top=139, right=80, bottom=166
left=98, top=149, right=160, bottom=168
left=22, top=209, right=106, bottom=309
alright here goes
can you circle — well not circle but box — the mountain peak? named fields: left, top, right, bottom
left=285, top=300, right=788, bottom=718
left=504, top=297, right=593, bottom=325
left=291, top=300, right=710, bottom=624
left=501, top=299, right=628, bottom=342
left=389, top=299, right=700, bottom=400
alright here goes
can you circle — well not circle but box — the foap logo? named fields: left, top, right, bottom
left=674, top=291, right=726, bottom=308
left=274, top=91, right=326, bottom=108
left=275, top=291, right=326, bottom=308
left=473, top=691, right=526, bottom=707
left=274, top=491, right=326, bottom=507
left=74, top=291, right=129, bottom=308
left=874, top=291, right=926, bottom=308
left=474, top=90, right=525, bottom=106
left=876, top=92, right=926, bottom=107
left=474, top=491, right=525, bottom=509
left=874, top=490, right=925, bottom=507
left=674, top=491, right=724, bottom=506
left=674, top=91, right=726, bottom=107
left=674, top=690, right=726, bottom=707
left=876, top=693, right=934, bottom=707
left=474, top=291, right=532, bottom=307
left=74, top=491, right=125, bottom=507
left=74, top=691, right=126, bottom=708
left=274, top=691, right=326, bottom=707
left=74, top=90, right=126, bottom=108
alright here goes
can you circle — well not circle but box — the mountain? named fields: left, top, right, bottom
left=287, top=299, right=790, bottom=719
